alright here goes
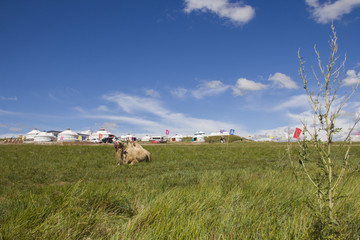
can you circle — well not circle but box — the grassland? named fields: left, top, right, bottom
left=0, top=142, right=360, bottom=239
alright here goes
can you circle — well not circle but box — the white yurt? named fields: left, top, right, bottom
left=34, top=132, right=56, bottom=143
left=171, top=134, right=183, bottom=142
left=209, top=130, right=229, bottom=136
left=141, top=135, right=151, bottom=142
left=78, top=130, right=92, bottom=141
left=121, top=134, right=135, bottom=141
left=90, top=128, right=114, bottom=141
left=192, top=135, right=205, bottom=143
left=57, top=128, right=79, bottom=142
left=25, top=129, right=41, bottom=141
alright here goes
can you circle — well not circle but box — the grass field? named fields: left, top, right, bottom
left=1, top=142, right=360, bottom=239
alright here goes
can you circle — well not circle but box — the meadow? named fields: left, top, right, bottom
left=0, top=142, right=359, bottom=239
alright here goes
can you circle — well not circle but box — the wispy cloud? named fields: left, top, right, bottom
left=145, top=89, right=160, bottom=98
left=305, top=0, right=360, bottom=23
left=269, top=72, right=299, bottom=89
left=171, top=88, right=188, bottom=99
left=272, top=94, right=310, bottom=111
left=9, top=127, right=22, bottom=132
left=104, top=93, right=168, bottom=116
left=93, top=92, right=244, bottom=135
left=184, top=0, right=255, bottom=25
left=232, top=78, right=268, bottom=96
left=173, top=78, right=270, bottom=99
left=0, top=109, right=21, bottom=115
left=343, top=69, right=360, bottom=86
left=102, top=122, right=119, bottom=130
left=1, top=96, right=17, bottom=101
left=192, top=80, right=230, bottom=99
left=0, top=123, right=7, bottom=128
left=95, top=105, right=110, bottom=112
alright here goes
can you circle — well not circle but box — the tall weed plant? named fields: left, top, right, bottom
left=290, top=24, right=360, bottom=239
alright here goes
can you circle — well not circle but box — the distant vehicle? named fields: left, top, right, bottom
left=150, top=136, right=167, bottom=143
left=102, top=137, right=116, bottom=143
left=89, top=137, right=101, bottom=143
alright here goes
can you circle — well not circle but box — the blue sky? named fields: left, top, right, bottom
left=1, top=0, right=360, bottom=140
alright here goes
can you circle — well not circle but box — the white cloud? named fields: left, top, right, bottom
left=0, top=123, right=7, bottom=128
left=9, top=127, right=22, bottom=132
left=305, top=0, right=360, bottom=23
left=269, top=72, right=299, bottom=89
left=96, top=105, right=110, bottom=112
left=87, top=114, right=162, bottom=129
left=73, top=107, right=86, bottom=113
left=192, top=80, right=230, bottom=99
left=102, top=122, right=119, bottom=130
left=273, top=94, right=310, bottom=111
left=145, top=89, right=160, bottom=98
left=184, top=0, right=255, bottom=25
left=0, top=109, right=20, bottom=115
left=104, top=93, right=168, bottom=116
left=1, top=96, right=17, bottom=101
left=93, top=92, right=246, bottom=136
left=232, top=78, right=268, bottom=96
left=343, top=69, right=360, bottom=86
left=171, top=88, right=188, bottom=99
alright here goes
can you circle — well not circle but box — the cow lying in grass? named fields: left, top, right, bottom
left=114, top=140, right=151, bottom=165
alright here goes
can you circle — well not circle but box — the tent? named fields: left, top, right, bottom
left=171, top=134, right=183, bottom=142
left=90, top=128, right=114, bottom=141
left=192, top=135, right=205, bottom=143
left=34, top=132, right=56, bottom=142
left=57, top=128, right=79, bottom=142
left=25, top=129, right=40, bottom=141
left=141, top=135, right=151, bottom=142
left=121, top=134, right=135, bottom=141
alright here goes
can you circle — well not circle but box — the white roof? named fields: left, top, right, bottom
left=26, top=129, right=41, bottom=135
left=96, top=128, right=112, bottom=135
left=25, top=129, right=41, bottom=140
left=194, top=131, right=205, bottom=135
left=79, top=130, right=92, bottom=135
left=58, top=129, right=78, bottom=136
left=36, top=132, right=55, bottom=137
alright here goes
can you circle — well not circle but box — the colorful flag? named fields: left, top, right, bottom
left=78, top=136, right=82, bottom=141
left=165, top=129, right=169, bottom=135
left=229, top=129, right=235, bottom=135
left=99, top=134, right=103, bottom=139
left=293, top=128, right=302, bottom=139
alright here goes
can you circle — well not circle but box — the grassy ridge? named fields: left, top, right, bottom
left=0, top=143, right=359, bottom=239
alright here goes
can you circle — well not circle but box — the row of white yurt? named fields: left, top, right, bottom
left=24, top=128, right=94, bottom=143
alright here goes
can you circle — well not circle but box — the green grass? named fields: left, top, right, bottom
left=0, top=143, right=360, bottom=239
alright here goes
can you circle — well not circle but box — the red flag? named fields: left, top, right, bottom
left=99, top=133, right=103, bottom=139
left=165, top=129, right=169, bottom=135
left=293, top=128, right=302, bottom=139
